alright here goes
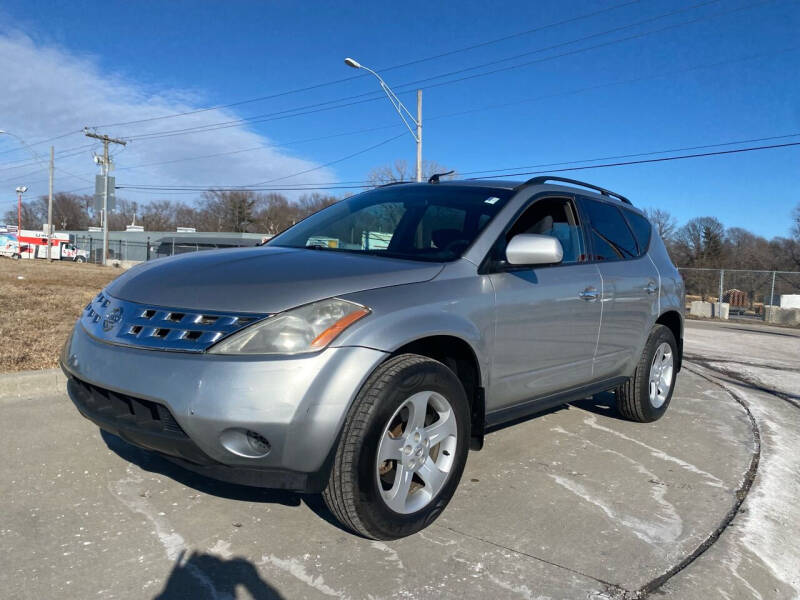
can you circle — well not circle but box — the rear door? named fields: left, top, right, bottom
left=577, top=197, right=659, bottom=379
left=488, top=195, right=602, bottom=409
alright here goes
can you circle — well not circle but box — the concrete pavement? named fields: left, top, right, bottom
left=1, top=320, right=797, bottom=599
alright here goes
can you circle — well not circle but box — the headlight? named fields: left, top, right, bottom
left=207, top=298, right=370, bottom=355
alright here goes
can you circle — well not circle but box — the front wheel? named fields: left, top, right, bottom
left=323, top=354, right=470, bottom=539
left=616, top=324, right=678, bottom=423
left=75, top=256, right=86, bottom=263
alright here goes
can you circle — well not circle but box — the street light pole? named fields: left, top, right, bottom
left=416, top=90, right=422, bottom=183
left=48, top=145, right=54, bottom=261
left=15, top=185, right=28, bottom=241
left=0, top=130, right=52, bottom=255
left=344, top=57, right=423, bottom=182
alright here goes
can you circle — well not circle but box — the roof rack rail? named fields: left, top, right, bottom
left=519, top=176, right=632, bottom=205
left=378, top=180, right=412, bottom=188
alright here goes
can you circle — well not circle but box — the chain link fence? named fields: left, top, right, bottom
left=679, top=267, right=800, bottom=326
left=72, top=235, right=262, bottom=265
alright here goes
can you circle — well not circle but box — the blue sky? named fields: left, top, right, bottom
left=0, top=0, right=798, bottom=238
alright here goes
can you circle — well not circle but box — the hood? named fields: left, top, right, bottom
left=106, top=246, right=444, bottom=313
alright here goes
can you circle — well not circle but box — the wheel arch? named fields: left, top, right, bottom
left=389, top=334, right=486, bottom=451
left=655, top=310, right=683, bottom=371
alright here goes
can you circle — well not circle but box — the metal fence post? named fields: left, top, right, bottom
left=89, top=237, right=93, bottom=263
left=718, top=269, right=724, bottom=320
left=769, top=271, right=776, bottom=307
left=146, top=237, right=150, bottom=261
left=767, top=270, right=777, bottom=323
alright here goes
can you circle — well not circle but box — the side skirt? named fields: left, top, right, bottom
left=485, top=376, right=629, bottom=430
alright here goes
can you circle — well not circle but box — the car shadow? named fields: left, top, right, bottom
left=485, top=391, right=626, bottom=435
left=569, top=390, right=629, bottom=421
left=100, top=430, right=347, bottom=532
left=154, top=549, right=284, bottom=600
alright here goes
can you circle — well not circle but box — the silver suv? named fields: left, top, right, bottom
left=62, top=176, right=684, bottom=539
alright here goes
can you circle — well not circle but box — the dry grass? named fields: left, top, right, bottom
left=0, top=258, right=118, bottom=372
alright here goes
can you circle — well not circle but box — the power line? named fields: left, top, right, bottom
left=89, top=0, right=641, bottom=129
left=460, top=132, right=800, bottom=176
left=115, top=136, right=800, bottom=193
left=120, top=132, right=406, bottom=190
left=120, top=0, right=772, bottom=143
left=0, top=129, right=84, bottom=158
left=115, top=124, right=405, bottom=172
left=0, top=143, right=97, bottom=171
left=40, top=45, right=789, bottom=183
left=384, top=0, right=774, bottom=94
left=244, top=133, right=406, bottom=187
left=469, top=141, right=800, bottom=180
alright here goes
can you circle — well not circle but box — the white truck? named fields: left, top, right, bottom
left=0, top=230, right=88, bottom=262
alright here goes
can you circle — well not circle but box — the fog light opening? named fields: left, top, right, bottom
left=246, top=430, right=270, bottom=454
left=219, top=428, right=271, bottom=458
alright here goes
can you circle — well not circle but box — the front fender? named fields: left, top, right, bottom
left=333, top=274, right=495, bottom=387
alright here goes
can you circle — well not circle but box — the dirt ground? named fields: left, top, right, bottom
left=0, top=258, right=118, bottom=372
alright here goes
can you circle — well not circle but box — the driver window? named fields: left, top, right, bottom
left=506, top=197, right=586, bottom=264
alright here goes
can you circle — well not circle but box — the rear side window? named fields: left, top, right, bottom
left=622, top=209, right=652, bottom=255
left=580, top=199, right=638, bottom=261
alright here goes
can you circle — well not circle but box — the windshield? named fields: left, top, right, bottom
left=268, top=185, right=513, bottom=262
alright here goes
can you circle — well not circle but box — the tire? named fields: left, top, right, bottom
left=616, top=324, right=678, bottom=423
left=12, top=253, right=20, bottom=260
left=75, top=256, right=86, bottom=263
left=323, top=353, right=470, bottom=539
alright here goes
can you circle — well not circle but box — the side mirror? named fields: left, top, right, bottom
left=506, top=234, right=563, bottom=266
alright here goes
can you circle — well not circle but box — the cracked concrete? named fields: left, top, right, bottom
left=1, top=320, right=797, bottom=599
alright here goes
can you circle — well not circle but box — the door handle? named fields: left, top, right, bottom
left=645, top=281, right=659, bottom=295
left=579, top=287, right=599, bottom=302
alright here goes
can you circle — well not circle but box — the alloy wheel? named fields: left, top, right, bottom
left=375, top=391, right=458, bottom=514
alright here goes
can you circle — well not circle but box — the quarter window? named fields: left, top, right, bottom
left=580, top=199, right=638, bottom=261
left=622, top=209, right=652, bottom=255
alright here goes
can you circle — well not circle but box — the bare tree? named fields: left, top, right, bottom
left=253, top=194, right=296, bottom=235
left=199, top=190, right=258, bottom=232
left=366, top=159, right=455, bottom=186
left=2, top=201, right=38, bottom=230
left=295, top=193, right=338, bottom=217
left=644, top=208, right=677, bottom=243
left=141, top=200, right=180, bottom=231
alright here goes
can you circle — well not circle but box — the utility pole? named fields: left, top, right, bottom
left=84, top=129, right=126, bottom=266
left=47, top=146, right=54, bottom=261
left=416, top=89, right=423, bottom=183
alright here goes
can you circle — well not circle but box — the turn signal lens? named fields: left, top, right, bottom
left=310, top=307, right=371, bottom=349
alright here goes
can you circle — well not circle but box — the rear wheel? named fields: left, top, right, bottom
left=616, top=324, right=677, bottom=423
left=323, top=354, right=470, bottom=539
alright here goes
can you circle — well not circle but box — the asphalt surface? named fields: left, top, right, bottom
left=1, top=320, right=798, bottom=599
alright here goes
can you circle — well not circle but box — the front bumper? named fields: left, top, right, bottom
left=61, top=323, right=388, bottom=491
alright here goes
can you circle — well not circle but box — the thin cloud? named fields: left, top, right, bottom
left=0, top=31, right=336, bottom=208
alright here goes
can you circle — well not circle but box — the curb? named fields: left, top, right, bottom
left=0, top=368, right=66, bottom=401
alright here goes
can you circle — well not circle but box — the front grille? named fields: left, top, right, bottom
left=68, top=376, right=188, bottom=439
left=67, top=376, right=217, bottom=465
left=81, top=291, right=268, bottom=352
